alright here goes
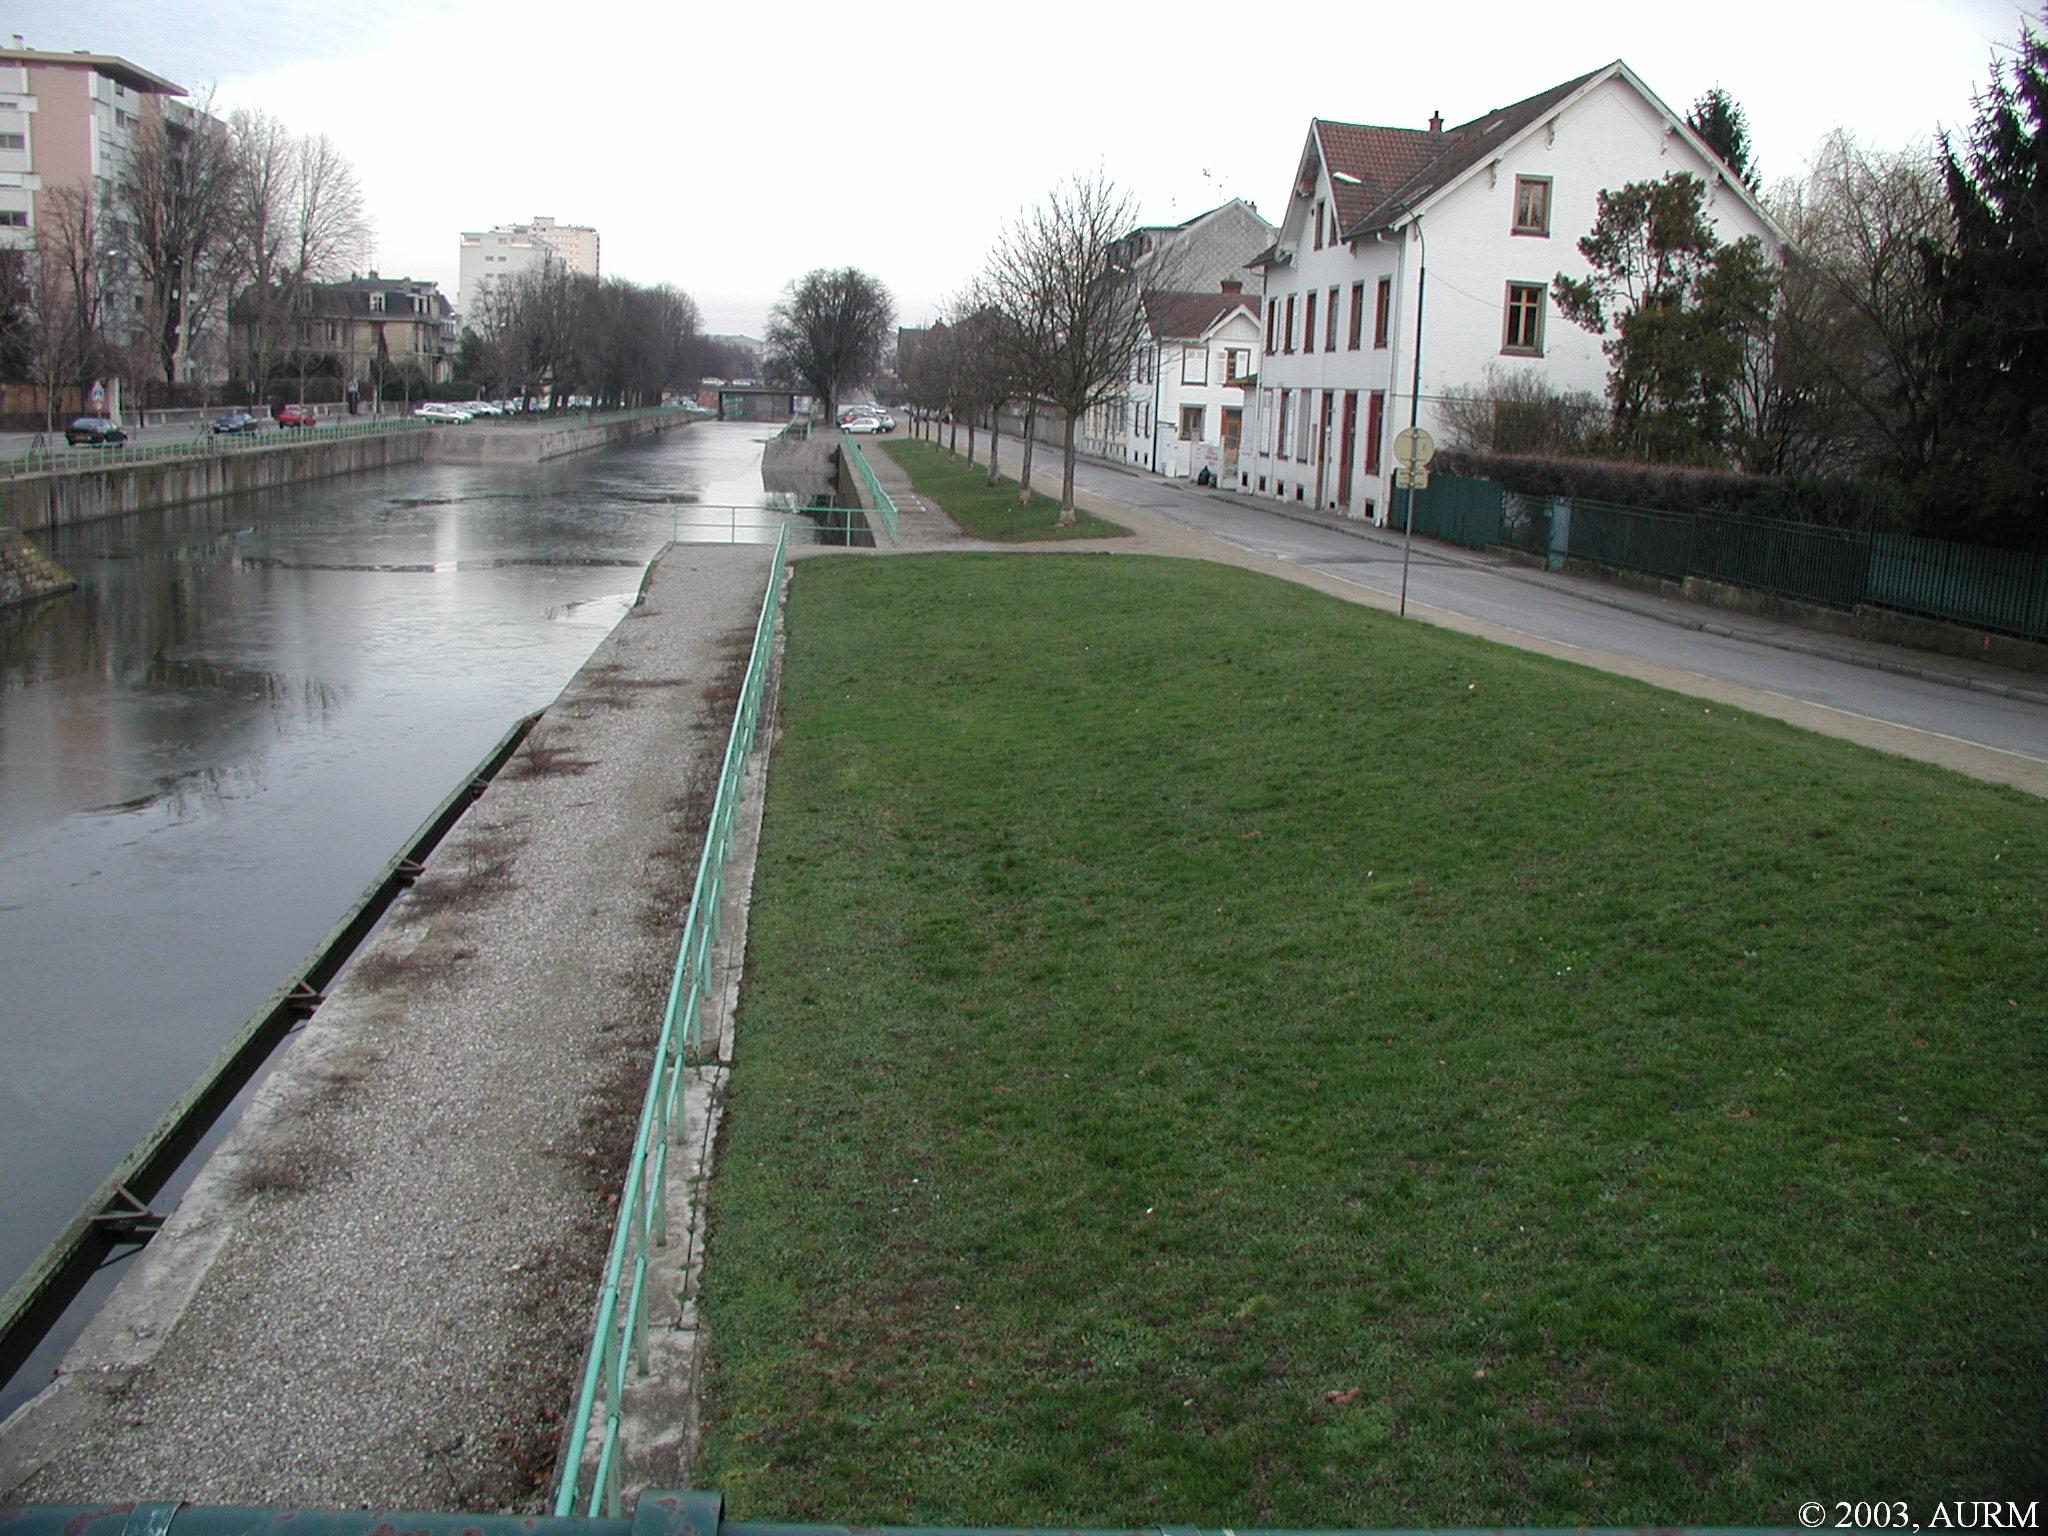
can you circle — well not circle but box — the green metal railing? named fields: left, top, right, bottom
left=841, top=437, right=898, bottom=543
left=1405, top=474, right=2048, bottom=642
left=0, top=415, right=435, bottom=477
left=555, top=526, right=789, bottom=1519
left=0, top=1492, right=1818, bottom=1536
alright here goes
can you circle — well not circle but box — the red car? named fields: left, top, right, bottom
left=274, top=404, right=319, bottom=428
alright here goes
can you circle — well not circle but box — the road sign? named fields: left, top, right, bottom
left=1394, top=465, right=1431, bottom=490
left=88, top=380, right=105, bottom=408
left=1392, top=426, right=1434, bottom=467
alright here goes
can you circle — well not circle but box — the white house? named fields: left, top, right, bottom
left=1084, top=288, right=1263, bottom=480
left=1239, top=61, right=1787, bottom=523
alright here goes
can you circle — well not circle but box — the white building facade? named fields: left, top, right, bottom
left=1240, top=62, right=1785, bottom=523
left=1086, top=290, right=1262, bottom=481
left=458, top=214, right=600, bottom=320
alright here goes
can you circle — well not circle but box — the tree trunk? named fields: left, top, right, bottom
left=986, top=412, right=1003, bottom=487
left=1018, top=405, right=1037, bottom=504
left=967, top=419, right=976, bottom=462
left=1059, top=416, right=1077, bottom=525
left=949, top=416, right=958, bottom=454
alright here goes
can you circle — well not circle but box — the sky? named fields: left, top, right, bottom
left=14, top=0, right=2036, bottom=337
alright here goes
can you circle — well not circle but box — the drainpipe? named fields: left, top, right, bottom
left=1150, top=342, right=1163, bottom=475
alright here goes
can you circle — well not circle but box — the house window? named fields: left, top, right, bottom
left=1348, top=281, right=1364, bottom=349
left=1283, top=294, right=1295, bottom=353
left=1503, top=282, right=1545, bottom=354
left=1260, top=389, right=1276, bottom=453
left=1179, top=404, right=1204, bottom=440
left=0, top=133, right=23, bottom=150
left=1277, top=390, right=1293, bottom=457
left=1137, top=400, right=1150, bottom=436
left=1325, top=286, right=1339, bottom=350
left=1365, top=390, right=1385, bottom=473
left=0, top=210, right=24, bottom=227
left=370, top=292, right=386, bottom=313
left=1181, top=348, right=1208, bottom=386
left=1295, top=390, right=1314, bottom=460
left=1303, top=292, right=1317, bottom=354
left=1223, top=348, right=1246, bottom=382
left=1374, top=277, right=1391, bottom=348
left=1265, top=299, right=1278, bottom=353
left=1313, top=200, right=1325, bottom=250
left=1513, top=176, right=1552, bottom=237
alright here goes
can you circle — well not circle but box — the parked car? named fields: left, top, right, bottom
left=464, top=399, right=503, bottom=416
left=275, top=404, right=319, bottom=428
left=211, top=411, right=261, bottom=435
left=414, top=402, right=474, bottom=423
left=840, top=414, right=883, bottom=434
left=65, top=417, right=128, bottom=447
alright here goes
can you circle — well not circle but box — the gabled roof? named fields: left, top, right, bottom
left=1317, top=67, right=1602, bottom=240
left=1143, top=291, right=1258, bottom=342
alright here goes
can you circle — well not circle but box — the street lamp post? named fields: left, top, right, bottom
left=1398, top=213, right=1426, bottom=619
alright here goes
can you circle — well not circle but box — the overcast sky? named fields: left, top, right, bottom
left=16, top=0, right=2035, bottom=336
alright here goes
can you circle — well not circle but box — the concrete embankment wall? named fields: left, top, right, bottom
left=424, top=411, right=690, bottom=465
left=0, top=432, right=432, bottom=535
left=0, top=526, right=76, bottom=608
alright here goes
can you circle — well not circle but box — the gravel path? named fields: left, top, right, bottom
left=0, top=541, right=775, bottom=1510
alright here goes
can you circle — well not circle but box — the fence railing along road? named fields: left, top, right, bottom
left=1399, top=475, right=2048, bottom=643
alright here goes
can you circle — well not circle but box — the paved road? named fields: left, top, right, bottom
left=974, top=438, right=2048, bottom=788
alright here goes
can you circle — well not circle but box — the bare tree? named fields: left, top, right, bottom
left=764, top=267, right=895, bottom=426
left=987, top=172, right=1152, bottom=523
left=1761, top=132, right=1951, bottom=483
left=22, top=184, right=129, bottom=431
left=122, top=92, right=238, bottom=393
left=226, top=109, right=293, bottom=402
left=1437, top=363, right=1606, bottom=455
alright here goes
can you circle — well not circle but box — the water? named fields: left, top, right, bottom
left=0, top=421, right=779, bottom=1416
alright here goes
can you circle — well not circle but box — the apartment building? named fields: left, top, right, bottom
left=1241, top=61, right=1784, bottom=522
left=231, top=275, right=456, bottom=393
left=0, top=40, right=185, bottom=252
left=457, top=214, right=601, bottom=319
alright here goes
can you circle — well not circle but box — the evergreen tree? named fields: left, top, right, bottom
left=1925, top=14, right=2048, bottom=546
left=1687, top=87, right=1761, bottom=190
left=1553, top=172, right=1776, bottom=465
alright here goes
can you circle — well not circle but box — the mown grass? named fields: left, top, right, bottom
left=697, top=554, right=2047, bottom=1526
left=882, top=437, right=1127, bottom=541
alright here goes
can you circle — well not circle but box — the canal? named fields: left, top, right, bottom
left=0, top=421, right=781, bottom=1417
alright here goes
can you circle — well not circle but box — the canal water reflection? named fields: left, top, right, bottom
left=0, top=421, right=783, bottom=1412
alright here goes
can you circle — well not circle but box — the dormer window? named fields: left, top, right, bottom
left=369, top=292, right=386, bottom=313
left=1513, top=176, right=1552, bottom=237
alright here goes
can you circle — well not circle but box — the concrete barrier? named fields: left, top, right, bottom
left=423, top=410, right=692, bottom=464
left=0, top=430, right=433, bottom=534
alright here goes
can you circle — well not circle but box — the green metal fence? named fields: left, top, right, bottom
left=841, top=437, right=898, bottom=543
left=1867, top=529, right=2048, bottom=638
left=0, top=1496, right=1817, bottom=1536
left=1410, top=475, right=2048, bottom=641
left=0, top=415, right=436, bottom=477
left=554, top=525, right=789, bottom=1520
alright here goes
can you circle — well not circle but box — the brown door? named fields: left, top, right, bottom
left=1313, top=392, right=1335, bottom=506
left=1338, top=391, right=1357, bottom=509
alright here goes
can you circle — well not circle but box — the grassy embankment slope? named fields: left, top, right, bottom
left=881, top=438, right=1126, bottom=541
left=698, top=554, right=2046, bottom=1525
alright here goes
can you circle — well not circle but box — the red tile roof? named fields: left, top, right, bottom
left=1316, top=66, right=1606, bottom=239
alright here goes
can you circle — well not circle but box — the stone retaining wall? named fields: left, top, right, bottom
left=0, top=526, right=77, bottom=608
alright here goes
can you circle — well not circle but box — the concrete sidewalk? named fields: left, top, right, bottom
left=0, top=541, right=776, bottom=1510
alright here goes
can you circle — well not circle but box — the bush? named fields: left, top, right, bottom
left=1436, top=449, right=1911, bottom=532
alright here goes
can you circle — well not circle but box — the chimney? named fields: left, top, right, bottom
left=11, top=35, right=24, bottom=49
left=1428, top=111, right=1443, bottom=133
left=1220, top=278, right=1243, bottom=295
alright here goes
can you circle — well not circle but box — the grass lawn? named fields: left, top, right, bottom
left=881, top=437, right=1127, bottom=541
left=696, top=555, right=2047, bottom=1526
